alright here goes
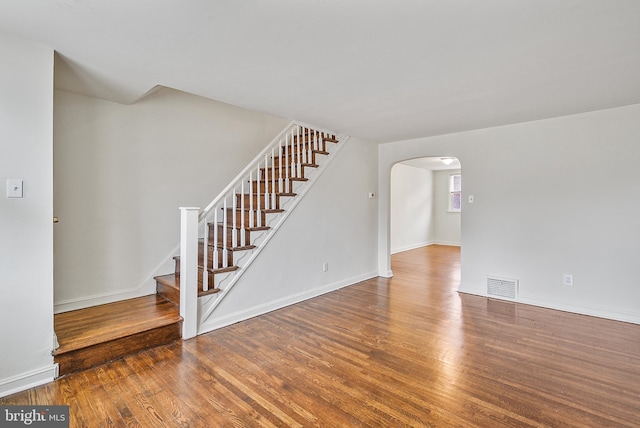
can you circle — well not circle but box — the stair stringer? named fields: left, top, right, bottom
left=196, top=135, right=351, bottom=334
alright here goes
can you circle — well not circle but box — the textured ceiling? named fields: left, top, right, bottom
left=1, top=0, right=639, bottom=143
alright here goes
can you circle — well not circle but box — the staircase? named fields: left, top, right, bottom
left=51, top=123, right=342, bottom=376
left=154, top=123, right=342, bottom=318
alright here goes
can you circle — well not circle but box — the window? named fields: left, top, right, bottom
left=449, top=173, right=461, bottom=212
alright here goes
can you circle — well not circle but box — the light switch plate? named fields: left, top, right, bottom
left=7, top=179, right=23, bottom=198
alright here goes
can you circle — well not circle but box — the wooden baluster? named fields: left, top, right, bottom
left=302, top=126, right=308, bottom=166
left=222, top=198, right=228, bottom=268
left=270, top=147, right=276, bottom=209
left=248, top=170, right=254, bottom=228
left=289, top=128, right=295, bottom=192
left=213, top=206, right=219, bottom=270
left=232, top=187, right=237, bottom=249
left=263, top=153, right=270, bottom=210
left=291, top=129, right=298, bottom=178
left=256, top=165, right=262, bottom=227
left=202, top=211, right=209, bottom=292
left=297, top=126, right=302, bottom=178
left=314, top=129, right=319, bottom=152
left=278, top=138, right=283, bottom=195
left=284, top=133, right=290, bottom=193
left=240, top=180, right=246, bottom=247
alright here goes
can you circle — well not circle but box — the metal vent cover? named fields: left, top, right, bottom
left=486, top=276, right=518, bottom=300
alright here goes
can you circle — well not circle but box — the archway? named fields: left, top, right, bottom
left=390, top=157, right=461, bottom=256
left=378, top=154, right=462, bottom=280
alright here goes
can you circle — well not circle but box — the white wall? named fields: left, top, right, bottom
left=53, top=88, right=289, bottom=312
left=199, top=137, right=379, bottom=331
left=390, top=163, right=434, bottom=253
left=379, top=104, right=640, bottom=324
left=0, top=33, right=56, bottom=397
left=433, top=169, right=461, bottom=246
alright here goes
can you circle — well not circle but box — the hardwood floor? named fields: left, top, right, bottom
left=3, top=245, right=640, bottom=426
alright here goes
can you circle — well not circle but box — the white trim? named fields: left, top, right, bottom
left=517, top=295, right=640, bottom=325
left=198, top=271, right=378, bottom=335
left=53, top=284, right=158, bottom=314
left=179, top=207, right=200, bottom=339
left=391, top=241, right=435, bottom=254
left=459, top=290, right=640, bottom=326
left=379, top=269, right=393, bottom=278
left=432, top=241, right=461, bottom=247
left=392, top=242, right=461, bottom=255
left=0, top=364, right=58, bottom=398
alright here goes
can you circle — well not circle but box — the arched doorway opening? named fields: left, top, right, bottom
left=386, top=156, right=462, bottom=282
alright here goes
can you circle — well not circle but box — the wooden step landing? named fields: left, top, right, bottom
left=53, top=295, right=182, bottom=376
left=156, top=272, right=222, bottom=307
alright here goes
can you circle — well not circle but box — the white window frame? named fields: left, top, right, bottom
left=448, top=172, right=461, bottom=213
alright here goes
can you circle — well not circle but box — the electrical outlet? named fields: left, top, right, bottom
left=322, top=262, right=328, bottom=272
left=563, top=274, right=573, bottom=286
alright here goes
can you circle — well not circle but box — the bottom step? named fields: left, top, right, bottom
left=156, top=273, right=222, bottom=307
left=53, top=295, right=182, bottom=376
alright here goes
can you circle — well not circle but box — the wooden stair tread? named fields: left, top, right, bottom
left=206, top=265, right=238, bottom=274
left=207, top=223, right=272, bottom=231
left=228, top=207, right=284, bottom=213
left=254, top=177, right=308, bottom=183
left=196, top=241, right=257, bottom=252
left=53, top=295, right=181, bottom=355
left=192, top=240, right=257, bottom=252
left=155, top=273, right=222, bottom=296
left=156, top=273, right=180, bottom=291
left=234, top=192, right=298, bottom=198
left=165, top=261, right=239, bottom=275
left=276, top=152, right=328, bottom=159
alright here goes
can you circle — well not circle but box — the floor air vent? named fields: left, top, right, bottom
left=486, top=276, right=518, bottom=300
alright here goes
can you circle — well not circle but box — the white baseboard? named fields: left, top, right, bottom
left=0, top=365, right=58, bottom=398
left=391, top=241, right=461, bottom=255
left=198, top=271, right=378, bottom=335
left=54, top=283, right=157, bottom=313
left=459, top=289, right=640, bottom=326
left=517, top=295, right=640, bottom=325
left=432, top=241, right=461, bottom=247
left=379, top=269, right=393, bottom=278
left=391, top=241, right=434, bottom=254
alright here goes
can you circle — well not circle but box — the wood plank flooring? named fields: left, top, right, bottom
left=53, top=295, right=182, bottom=375
left=3, top=245, right=640, bottom=427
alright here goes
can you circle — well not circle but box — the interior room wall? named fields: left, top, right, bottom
left=0, top=33, right=56, bottom=397
left=53, top=88, right=289, bottom=312
left=378, top=103, right=640, bottom=324
left=390, top=163, right=434, bottom=253
left=433, top=169, right=461, bottom=246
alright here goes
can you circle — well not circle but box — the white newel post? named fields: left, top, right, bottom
left=179, top=207, right=200, bottom=339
